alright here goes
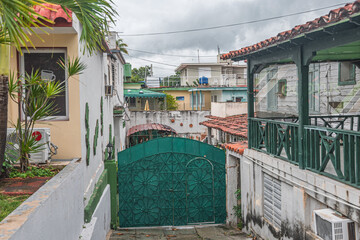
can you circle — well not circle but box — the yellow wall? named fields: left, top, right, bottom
left=8, top=33, right=81, bottom=159
left=162, top=90, right=211, bottom=111
left=162, top=90, right=192, bottom=110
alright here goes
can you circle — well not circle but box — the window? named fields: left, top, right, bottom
left=211, top=95, right=217, bottom=102
left=263, top=173, right=281, bottom=229
left=127, top=97, right=136, bottom=107
left=309, top=63, right=320, bottom=113
left=267, top=68, right=278, bottom=111
left=176, top=96, right=184, bottom=101
left=338, top=62, right=356, bottom=85
left=21, top=49, right=67, bottom=119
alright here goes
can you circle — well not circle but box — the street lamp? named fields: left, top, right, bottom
left=106, top=142, right=113, bottom=160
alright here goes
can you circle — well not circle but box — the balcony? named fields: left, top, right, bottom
left=249, top=114, right=360, bottom=187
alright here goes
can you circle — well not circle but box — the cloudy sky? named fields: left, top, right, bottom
left=112, top=0, right=349, bottom=77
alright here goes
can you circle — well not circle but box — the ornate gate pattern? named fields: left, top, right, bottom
left=118, top=137, right=226, bottom=227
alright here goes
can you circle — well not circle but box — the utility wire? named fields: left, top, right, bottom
left=127, top=48, right=216, bottom=58
left=120, top=3, right=348, bottom=37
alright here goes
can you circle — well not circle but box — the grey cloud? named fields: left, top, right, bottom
left=113, top=0, right=347, bottom=76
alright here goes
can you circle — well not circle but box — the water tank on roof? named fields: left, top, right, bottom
left=199, top=76, right=208, bottom=85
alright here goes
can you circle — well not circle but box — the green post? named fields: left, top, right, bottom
left=295, top=46, right=310, bottom=169
left=247, top=60, right=255, bottom=149
left=105, top=158, right=118, bottom=228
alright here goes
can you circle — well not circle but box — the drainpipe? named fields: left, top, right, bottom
left=207, top=127, right=212, bottom=145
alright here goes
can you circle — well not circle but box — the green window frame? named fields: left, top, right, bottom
left=338, top=62, right=356, bottom=86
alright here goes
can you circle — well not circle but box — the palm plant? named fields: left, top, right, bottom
left=7, top=57, right=86, bottom=172
left=0, top=0, right=117, bottom=174
left=116, top=38, right=129, bottom=55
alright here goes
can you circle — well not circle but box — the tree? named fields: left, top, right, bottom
left=131, top=66, right=151, bottom=82
left=162, top=93, right=178, bottom=111
left=116, top=38, right=128, bottom=55
left=0, top=0, right=117, bottom=174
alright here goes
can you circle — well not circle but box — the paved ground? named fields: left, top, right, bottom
left=109, top=225, right=253, bottom=240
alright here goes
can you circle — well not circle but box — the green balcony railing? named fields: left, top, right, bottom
left=304, top=125, right=360, bottom=187
left=249, top=117, right=299, bottom=164
left=249, top=117, right=360, bottom=187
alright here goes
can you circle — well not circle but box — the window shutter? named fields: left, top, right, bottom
left=263, top=173, right=282, bottom=229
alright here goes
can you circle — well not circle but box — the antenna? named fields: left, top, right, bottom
left=197, top=49, right=200, bottom=63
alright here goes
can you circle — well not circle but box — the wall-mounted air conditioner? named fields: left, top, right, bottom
left=314, top=209, right=356, bottom=240
left=6, top=128, right=52, bottom=164
left=105, top=85, right=113, bottom=96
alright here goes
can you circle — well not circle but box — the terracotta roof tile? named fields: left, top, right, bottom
left=200, top=114, right=248, bottom=139
left=222, top=141, right=248, bottom=155
left=127, top=123, right=177, bottom=137
left=221, top=0, right=360, bottom=60
left=33, top=4, right=72, bottom=23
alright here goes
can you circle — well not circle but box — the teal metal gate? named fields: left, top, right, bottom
left=117, top=137, right=226, bottom=227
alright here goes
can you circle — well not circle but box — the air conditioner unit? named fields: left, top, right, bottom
left=314, top=209, right=356, bottom=240
left=105, top=85, right=113, bottom=96
left=6, top=128, right=52, bottom=164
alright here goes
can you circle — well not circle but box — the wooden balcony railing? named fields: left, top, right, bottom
left=249, top=117, right=299, bottom=164
left=249, top=116, right=360, bottom=187
left=304, top=125, right=360, bottom=187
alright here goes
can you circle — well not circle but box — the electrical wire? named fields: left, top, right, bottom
left=120, top=3, right=348, bottom=37
left=127, top=48, right=216, bottom=58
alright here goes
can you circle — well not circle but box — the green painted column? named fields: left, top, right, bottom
left=105, top=159, right=118, bottom=228
left=199, top=90, right=202, bottom=111
left=191, top=91, right=194, bottom=110
left=195, top=91, right=198, bottom=110
left=296, top=46, right=310, bottom=169
left=247, top=60, right=255, bottom=149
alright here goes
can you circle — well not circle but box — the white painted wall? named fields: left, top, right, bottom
left=0, top=160, right=85, bottom=240
left=236, top=149, right=360, bottom=239
left=211, top=102, right=248, bottom=117
left=80, top=186, right=111, bottom=240
left=128, top=111, right=210, bottom=138
left=256, top=62, right=360, bottom=116
left=78, top=40, right=116, bottom=239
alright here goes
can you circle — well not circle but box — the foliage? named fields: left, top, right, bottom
left=233, top=189, right=243, bottom=229
left=115, top=38, right=128, bottom=55
left=0, top=194, right=30, bottom=222
left=0, top=0, right=118, bottom=54
left=131, top=66, right=151, bottom=82
left=160, top=93, right=178, bottom=111
left=8, top=57, right=86, bottom=171
left=1, top=142, right=17, bottom=177
left=9, top=166, right=58, bottom=178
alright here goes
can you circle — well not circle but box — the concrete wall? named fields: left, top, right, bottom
left=235, top=149, right=360, bottom=240
left=128, top=111, right=210, bottom=138
left=211, top=102, right=247, bottom=117
left=80, top=186, right=111, bottom=240
left=0, top=160, right=84, bottom=240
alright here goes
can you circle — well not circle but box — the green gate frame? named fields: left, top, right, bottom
left=117, top=137, right=226, bottom=227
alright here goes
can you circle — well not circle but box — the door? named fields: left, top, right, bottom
left=117, top=137, right=226, bottom=227
left=186, top=158, right=215, bottom=224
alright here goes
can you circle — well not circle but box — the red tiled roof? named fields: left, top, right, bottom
left=127, top=123, right=177, bottom=137
left=33, top=4, right=72, bottom=23
left=222, top=141, right=248, bottom=155
left=200, top=114, right=248, bottom=139
left=221, top=0, right=360, bottom=60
